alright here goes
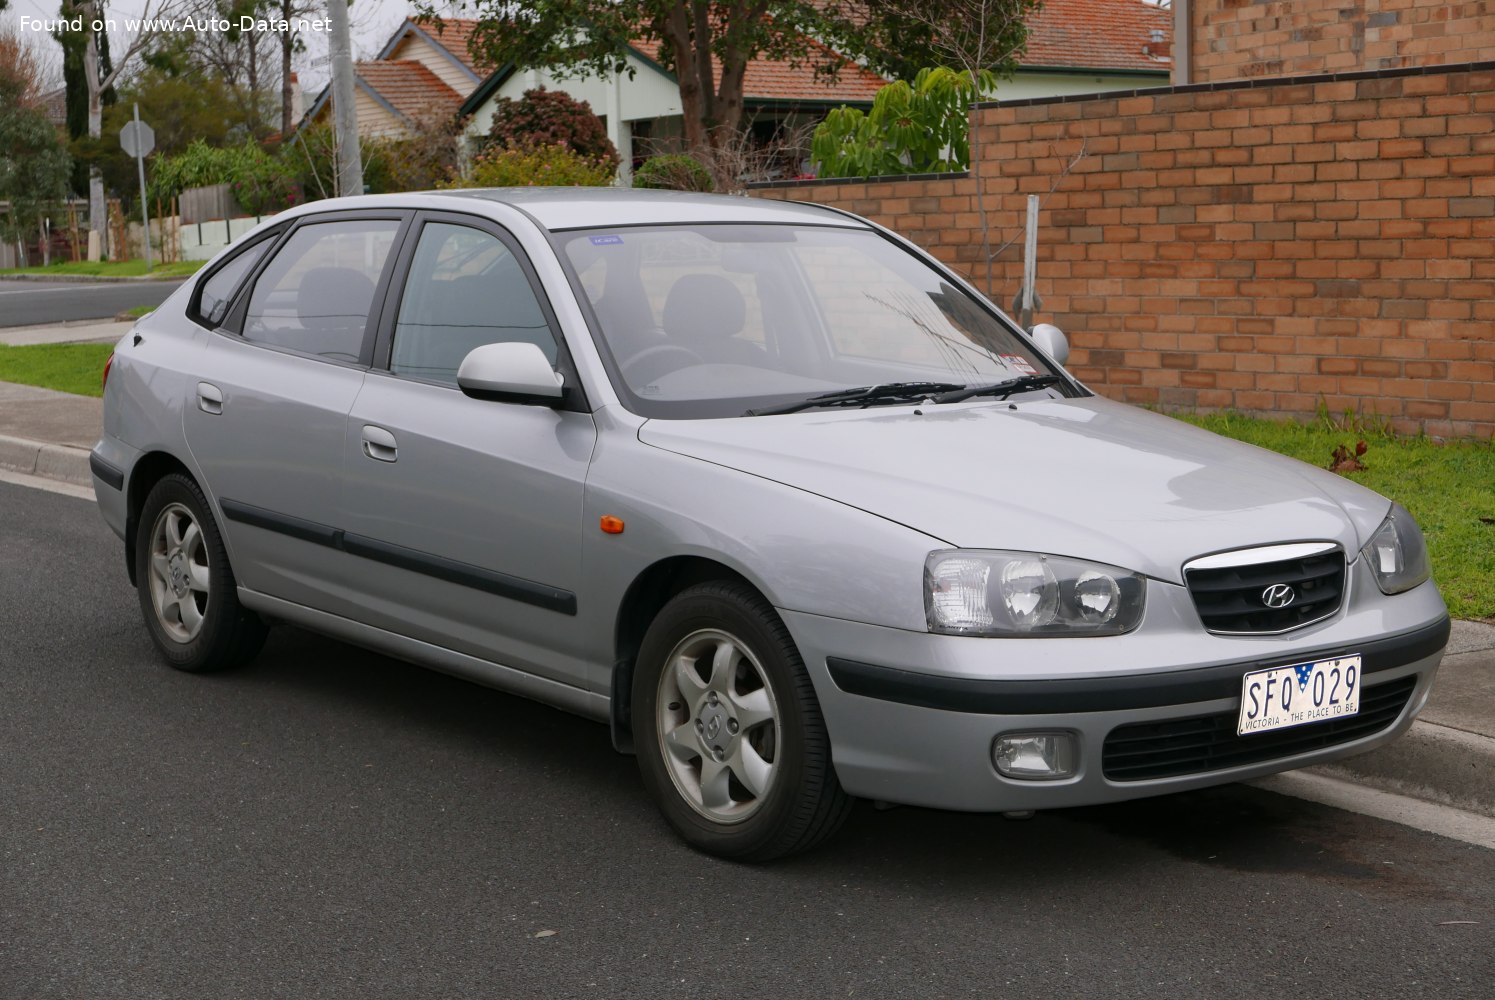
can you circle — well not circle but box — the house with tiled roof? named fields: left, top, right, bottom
left=1005, top=0, right=1173, bottom=99
left=458, top=34, right=890, bottom=178
left=38, top=87, right=69, bottom=131
left=300, top=18, right=487, bottom=139
left=303, top=5, right=1168, bottom=172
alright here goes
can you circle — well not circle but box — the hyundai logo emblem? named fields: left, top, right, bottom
left=1261, top=583, right=1296, bottom=609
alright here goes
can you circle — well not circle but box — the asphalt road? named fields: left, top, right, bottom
left=0, top=279, right=185, bottom=327
left=2, top=479, right=1492, bottom=999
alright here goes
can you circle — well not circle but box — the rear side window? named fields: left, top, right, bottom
left=389, top=222, right=557, bottom=385
left=191, top=235, right=275, bottom=328
left=242, top=219, right=400, bottom=363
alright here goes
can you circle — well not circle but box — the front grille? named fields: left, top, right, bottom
left=1185, top=548, right=1345, bottom=634
left=1102, top=675, right=1415, bottom=782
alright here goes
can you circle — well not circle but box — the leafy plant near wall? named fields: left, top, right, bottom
left=811, top=66, right=996, bottom=178
left=441, top=143, right=616, bottom=189
left=230, top=148, right=303, bottom=216
left=150, top=140, right=302, bottom=215
left=484, top=88, right=620, bottom=173
left=632, top=154, right=715, bottom=192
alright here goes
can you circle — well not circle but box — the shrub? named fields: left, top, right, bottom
left=811, top=67, right=996, bottom=178
left=632, top=153, right=714, bottom=192
left=152, top=139, right=302, bottom=214
left=231, top=148, right=302, bottom=215
left=443, top=142, right=616, bottom=188
left=277, top=124, right=395, bottom=201
left=485, top=88, right=619, bottom=172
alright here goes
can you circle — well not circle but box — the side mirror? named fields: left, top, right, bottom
left=457, top=342, right=565, bottom=405
left=1029, top=323, right=1069, bottom=367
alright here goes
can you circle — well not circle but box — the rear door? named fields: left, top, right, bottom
left=336, top=212, right=597, bottom=686
left=184, top=210, right=408, bottom=613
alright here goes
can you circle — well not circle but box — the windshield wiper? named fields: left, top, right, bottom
left=746, top=381, right=965, bottom=416
left=930, top=374, right=1066, bottom=405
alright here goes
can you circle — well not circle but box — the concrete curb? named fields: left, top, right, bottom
left=0, top=433, right=92, bottom=487
left=0, top=272, right=187, bottom=284
left=1310, top=720, right=1495, bottom=819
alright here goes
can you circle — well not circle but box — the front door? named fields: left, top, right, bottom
left=337, top=215, right=597, bottom=687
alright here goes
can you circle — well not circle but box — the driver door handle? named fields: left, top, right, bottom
left=361, top=424, right=398, bottom=463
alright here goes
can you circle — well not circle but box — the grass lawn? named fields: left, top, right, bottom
left=0, top=259, right=203, bottom=278
left=121, top=305, right=155, bottom=319
left=1177, top=412, right=1495, bottom=621
left=0, top=342, right=114, bottom=398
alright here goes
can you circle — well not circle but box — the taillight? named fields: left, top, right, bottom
left=102, top=351, right=114, bottom=391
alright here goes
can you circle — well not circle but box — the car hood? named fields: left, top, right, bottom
left=638, top=396, right=1391, bottom=584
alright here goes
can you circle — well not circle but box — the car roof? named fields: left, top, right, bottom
left=277, top=188, right=867, bottom=232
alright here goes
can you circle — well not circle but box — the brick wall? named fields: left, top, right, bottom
left=753, top=63, right=1495, bottom=439
left=1190, top=0, right=1495, bottom=83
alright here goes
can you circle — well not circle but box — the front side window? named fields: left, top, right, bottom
left=192, top=233, right=276, bottom=328
left=243, top=219, right=400, bottom=363
left=560, top=224, right=1063, bottom=418
left=389, top=222, right=556, bottom=386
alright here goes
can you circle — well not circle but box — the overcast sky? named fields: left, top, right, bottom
left=3, top=0, right=435, bottom=93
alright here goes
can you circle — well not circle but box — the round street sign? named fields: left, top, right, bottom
left=120, top=120, right=156, bottom=158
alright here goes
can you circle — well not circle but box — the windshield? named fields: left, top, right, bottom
left=558, top=223, right=1070, bottom=418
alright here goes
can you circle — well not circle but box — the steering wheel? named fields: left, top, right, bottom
left=623, top=343, right=705, bottom=385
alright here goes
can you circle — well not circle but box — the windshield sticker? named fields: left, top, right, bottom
left=589, top=235, right=624, bottom=246
left=1002, top=355, right=1039, bottom=375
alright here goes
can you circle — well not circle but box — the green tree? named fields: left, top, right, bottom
left=811, top=66, right=996, bottom=178
left=433, top=1, right=996, bottom=187
left=56, top=0, right=117, bottom=197
left=71, top=65, right=270, bottom=216
left=0, top=53, right=73, bottom=262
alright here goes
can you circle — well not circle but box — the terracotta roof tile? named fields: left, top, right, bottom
left=631, top=37, right=888, bottom=103
left=356, top=60, right=464, bottom=121
left=411, top=17, right=488, bottom=74
left=1022, top=0, right=1173, bottom=73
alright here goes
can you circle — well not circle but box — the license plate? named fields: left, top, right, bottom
left=1237, top=654, right=1362, bottom=736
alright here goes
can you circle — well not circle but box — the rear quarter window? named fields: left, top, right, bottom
left=189, top=234, right=278, bottom=329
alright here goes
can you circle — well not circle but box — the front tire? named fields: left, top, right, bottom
left=632, top=581, right=851, bottom=860
left=135, top=473, right=267, bottom=672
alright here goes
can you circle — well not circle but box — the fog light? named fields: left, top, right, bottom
left=992, top=732, right=1077, bottom=780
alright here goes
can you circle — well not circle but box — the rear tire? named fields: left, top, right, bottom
left=633, top=581, right=852, bottom=861
left=135, top=473, right=266, bottom=672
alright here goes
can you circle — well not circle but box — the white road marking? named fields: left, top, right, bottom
left=1252, top=771, right=1495, bottom=850
left=0, top=467, right=96, bottom=500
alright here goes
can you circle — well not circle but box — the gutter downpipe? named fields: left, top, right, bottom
left=1174, top=0, right=1191, bottom=86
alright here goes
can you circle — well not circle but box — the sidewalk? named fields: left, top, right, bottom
left=0, top=319, right=133, bottom=347
left=0, top=319, right=1491, bottom=821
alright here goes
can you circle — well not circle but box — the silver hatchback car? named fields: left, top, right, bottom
left=93, top=189, right=1449, bottom=860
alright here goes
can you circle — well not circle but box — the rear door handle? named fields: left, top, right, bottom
left=361, top=424, right=398, bottom=463
left=197, top=382, right=223, bottom=415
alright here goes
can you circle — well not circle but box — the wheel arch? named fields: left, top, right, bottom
left=123, top=451, right=197, bottom=586
left=609, top=555, right=769, bottom=754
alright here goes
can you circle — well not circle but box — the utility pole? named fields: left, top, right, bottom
left=326, top=0, right=362, bottom=197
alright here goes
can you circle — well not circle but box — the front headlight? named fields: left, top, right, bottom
left=925, top=550, right=1146, bottom=636
left=1362, top=503, right=1430, bottom=595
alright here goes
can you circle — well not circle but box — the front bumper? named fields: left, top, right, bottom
left=782, top=579, right=1449, bottom=812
